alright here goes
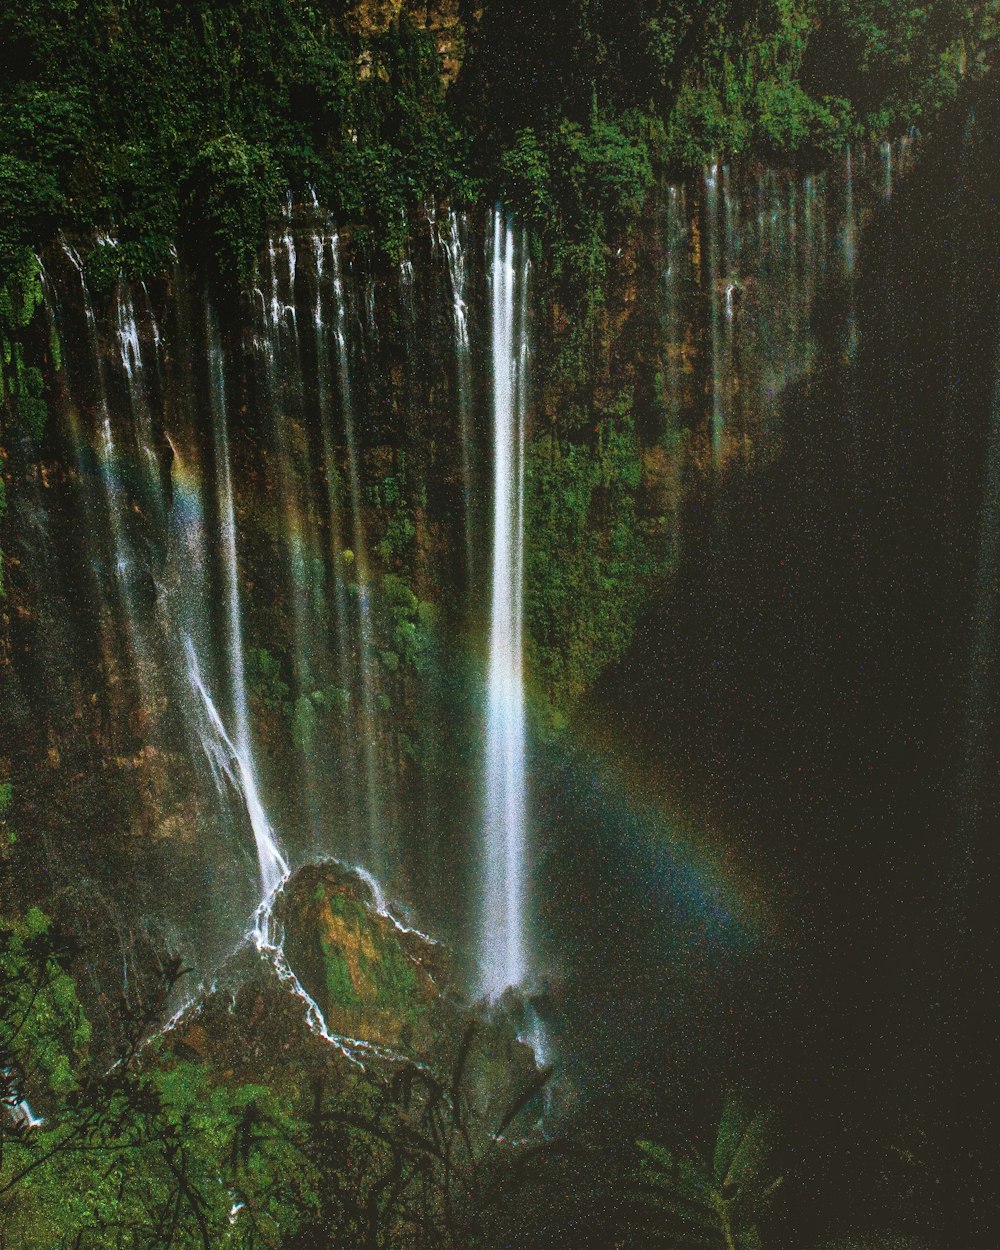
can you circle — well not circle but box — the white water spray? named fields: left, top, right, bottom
left=191, top=311, right=288, bottom=906
left=439, top=210, right=476, bottom=578
left=479, top=208, right=530, bottom=1001
left=330, top=236, right=384, bottom=872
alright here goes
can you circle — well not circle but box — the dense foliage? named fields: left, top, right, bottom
left=0, top=878, right=487, bottom=1248
left=462, top=0, right=995, bottom=283
left=0, top=0, right=994, bottom=291
left=0, top=1, right=472, bottom=288
left=1, top=883, right=788, bottom=1249
left=526, top=396, right=654, bottom=722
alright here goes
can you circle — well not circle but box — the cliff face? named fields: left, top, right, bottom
left=578, top=82, right=1000, bottom=1248
left=349, top=0, right=465, bottom=80
left=0, top=140, right=906, bottom=1011
left=3, top=40, right=999, bottom=1241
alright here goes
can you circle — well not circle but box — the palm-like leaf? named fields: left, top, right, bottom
left=627, top=1091, right=782, bottom=1249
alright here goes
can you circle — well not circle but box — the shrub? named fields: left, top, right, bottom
left=183, top=133, right=280, bottom=289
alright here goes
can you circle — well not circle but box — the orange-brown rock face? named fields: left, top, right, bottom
left=276, top=862, right=445, bottom=1052
left=347, top=0, right=465, bottom=83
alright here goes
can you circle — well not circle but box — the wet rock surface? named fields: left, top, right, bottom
left=169, top=863, right=542, bottom=1128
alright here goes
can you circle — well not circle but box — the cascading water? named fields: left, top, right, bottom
left=68, top=250, right=161, bottom=712
left=262, top=234, right=310, bottom=706
left=257, top=227, right=330, bottom=842
left=689, top=143, right=900, bottom=465
left=115, top=283, right=165, bottom=533
left=312, top=230, right=364, bottom=856
left=479, top=208, right=530, bottom=1003
left=329, top=235, right=385, bottom=876
left=189, top=308, right=288, bottom=916
left=439, top=209, right=476, bottom=581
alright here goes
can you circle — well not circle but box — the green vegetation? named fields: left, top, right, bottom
left=630, top=1091, right=782, bottom=1248
left=0, top=2, right=473, bottom=289
left=526, top=395, right=657, bottom=725
left=246, top=566, right=431, bottom=756
left=464, top=0, right=995, bottom=324
left=0, top=910, right=315, bottom=1247
left=376, top=574, right=432, bottom=678
left=0, top=1, right=993, bottom=292
left=500, top=110, right=655, bottom=309
left=0, top=906, right=562, bottom=1249
left=466, top=0, right=994, bottom=169
left=319, top=891, right=423, bottom=1030
left=184, top=133, right=281, bottom=291
left=369, top=466, right=418, bottom=567
left=0, top=254, right=46, bottom=405
left=0, top=248, right=56, bottom=593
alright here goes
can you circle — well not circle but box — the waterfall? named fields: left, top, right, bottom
left=705, top=163, right=724, bottom=460
left=63, top=247, right=161, bottom=716
left=22, top=143, right=916, bottom=1007
left=116, top=284, right=165, bottom=531
left=186, top=309, right=287, bottom=911
left=312, top=231, right=363, bottom=853
left=479, top=208, right=530, bottom=1001
left=683, top=143, right=897, bottom=465
left=329, top=235, right=384, bottom=874
left=439, top=209, right=475, bottom=581
left=258, top=228, right=326, bottom=838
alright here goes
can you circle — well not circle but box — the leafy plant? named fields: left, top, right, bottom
left=294, top=1023, right=559, bottom=1250
left=629, top=1091, right=783, bottom=1249
left=183, top=133, right=280, bottom=289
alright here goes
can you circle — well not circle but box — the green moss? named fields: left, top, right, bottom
left=292, top=693, right=318, bottom=754
left=329, top=893, right=368, bottom=927
left=318, top=890, right=425, bottom=1030
left=321, top=939, right=362, bottom=1010
left=248, top=646, right=290, bottom=711
left=361, top=938, right=421, bottom=1027
left=526, top=395, right=660, bottom=722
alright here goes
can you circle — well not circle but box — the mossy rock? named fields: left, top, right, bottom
left=275, top=862, right=444, bottom=1055
left=275, top=864, right=541, bottom=1120
left=167, top=864, right=543, bottom=1135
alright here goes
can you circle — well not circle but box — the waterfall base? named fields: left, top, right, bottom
left=161, top=862, right=545, bottom=1118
